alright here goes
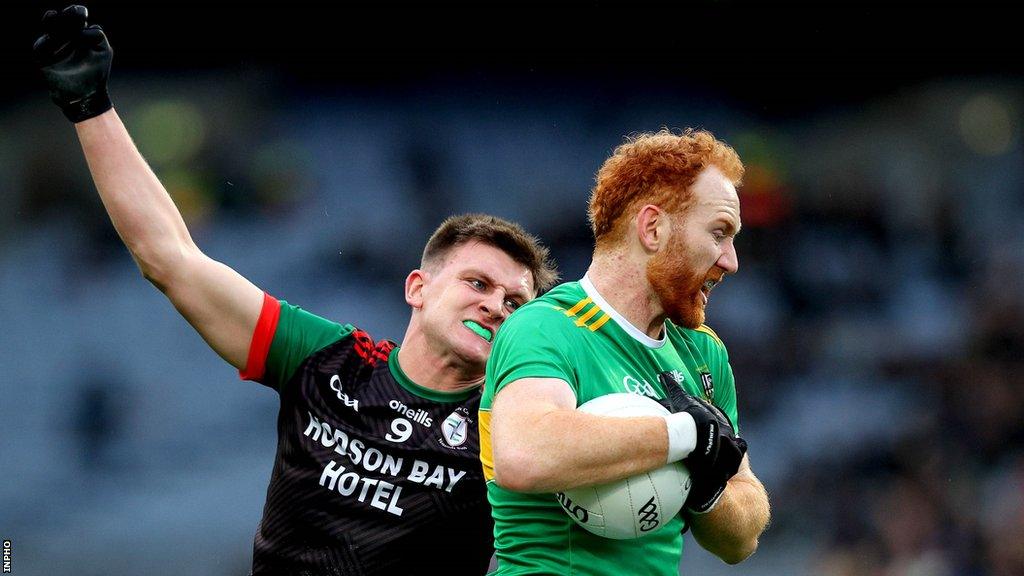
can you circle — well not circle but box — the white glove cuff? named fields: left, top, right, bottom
left=664, top=412, right=697, bottom=464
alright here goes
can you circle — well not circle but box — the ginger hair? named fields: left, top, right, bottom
left=588, top=128, right=744, bottom=248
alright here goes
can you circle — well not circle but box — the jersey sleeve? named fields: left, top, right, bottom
left=483, top=303, right=580, bottom=404
left=691, top=325, right=740, bottom=435
left=239, top=293, right=355, bottom=390
left=713, top=358, right=739, bottom=435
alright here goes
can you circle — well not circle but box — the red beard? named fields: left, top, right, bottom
left=646, top=235, right=723, bottom=329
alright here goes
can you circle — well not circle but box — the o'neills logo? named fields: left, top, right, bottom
left=388, top=399, right=433, bottom=427
left=556, top=492, right=589, bottom=523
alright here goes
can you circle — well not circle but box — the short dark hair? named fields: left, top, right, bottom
left=421, top=214, right=559, bottom=294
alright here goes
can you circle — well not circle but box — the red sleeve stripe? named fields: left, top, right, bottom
left=239, top=292, right=281, bottom=382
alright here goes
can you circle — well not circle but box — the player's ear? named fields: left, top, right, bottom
left=636, top=204, right=666, bottom=253
left=405, top=269, right=428, bottom=308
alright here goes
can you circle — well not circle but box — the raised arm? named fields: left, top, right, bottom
left=36, top=6, right=263, bottom=369
left=76, top=111, right=263, bottom=369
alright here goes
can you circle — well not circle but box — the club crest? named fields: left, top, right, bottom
left=441, top=410, right=470, bottom=447
left=700, top=371, right=714, bottom=401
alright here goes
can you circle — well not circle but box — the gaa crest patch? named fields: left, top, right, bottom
left=441, top=408, right=472, bottom=448
left=700, top=371, right=714, bottom=401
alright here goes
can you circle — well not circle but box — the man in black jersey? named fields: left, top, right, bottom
left=33, top=6, right=558, bottom=575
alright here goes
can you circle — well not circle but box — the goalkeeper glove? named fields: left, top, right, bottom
left=33, top=5, right=113, bottom=123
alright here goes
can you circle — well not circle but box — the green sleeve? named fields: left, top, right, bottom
left=483, top=303, right=579, bottom=408
left=690, top=326, right=740, bottom=434
left=713, top=359, right=739, bottom=435
left=263, top=301, right=355, bottom=389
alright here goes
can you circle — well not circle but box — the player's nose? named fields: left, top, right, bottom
left=480, top=288, right=508, bottom=321
left=718, top=238, right=739, bottom=274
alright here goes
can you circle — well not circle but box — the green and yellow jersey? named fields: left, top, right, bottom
left=480, top=277, right=738, bottom=575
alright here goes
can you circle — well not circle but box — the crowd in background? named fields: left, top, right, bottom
left=2, top=70, right=1022, bottom=575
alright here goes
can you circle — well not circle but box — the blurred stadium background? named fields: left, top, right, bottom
left=2, top=2, right=1022, bottom=575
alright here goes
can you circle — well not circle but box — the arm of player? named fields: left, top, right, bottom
left=36, top=5, right=262, bottom=370
left=687, top=454, right=770, bottom=564
left=75, top=110, right=263, bottom=369
left=489, top=376, right=674, bottom=493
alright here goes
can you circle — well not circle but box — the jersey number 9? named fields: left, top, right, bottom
left=386, top=418, right=413, bottom=443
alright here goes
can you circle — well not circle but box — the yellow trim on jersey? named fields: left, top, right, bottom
left=478, top=409, right=496, bottom=482
left=588, top=313, right=611, bottom=331
left=695, top=324, right=724, bottom=347
left=563, top=296, right=614, bottom=332
left=563, top=297, right=592, bottom=317
left=574, top=305, right=600, bottom=327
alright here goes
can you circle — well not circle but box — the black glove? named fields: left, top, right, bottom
left=33, top=5, right=113, bottom=123
left=657, top=372, right=748, bottom=514
left=685, top=430, right=746, bottom=514
left=658, top=372, right=721, bottom=475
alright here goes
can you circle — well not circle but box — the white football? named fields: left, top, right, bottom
left=556, top=393, right=691, bottom=540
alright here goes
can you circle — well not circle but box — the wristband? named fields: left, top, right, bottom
left=687, top=484, right=727, bottom=514
left=663, top=411, right=697, bottom=463
left=61, top=90, right=113, bottom=123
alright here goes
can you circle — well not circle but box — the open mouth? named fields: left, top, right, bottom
left=463, top=320, right=493, bottom=342
left=700, top=279, right=718, bottom=305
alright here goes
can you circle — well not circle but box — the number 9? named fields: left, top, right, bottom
left=386, top=418, right=412, bottom=443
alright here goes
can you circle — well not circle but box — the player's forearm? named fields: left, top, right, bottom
left=493, top=410, right=670, bottom=493
left=75, top=109, right=198, bottom=286
left=688, top=466, right=770, bottom=564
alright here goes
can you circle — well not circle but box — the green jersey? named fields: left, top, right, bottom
left=479, top=277, right=739, bottom=576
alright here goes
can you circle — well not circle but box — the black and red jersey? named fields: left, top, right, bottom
left=241, top=293, right=492, bottom=575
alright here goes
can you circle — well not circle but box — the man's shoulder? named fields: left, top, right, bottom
left=323, top=326, right=397, bottom=366
left=275, top=300, right=356, bottom=343
left=501, top=281, right=593, bottom=333
left=673, top=322, right=728, bottom=354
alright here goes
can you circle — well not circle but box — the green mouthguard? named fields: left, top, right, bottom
left=463, top=320, right=493, bottom=342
